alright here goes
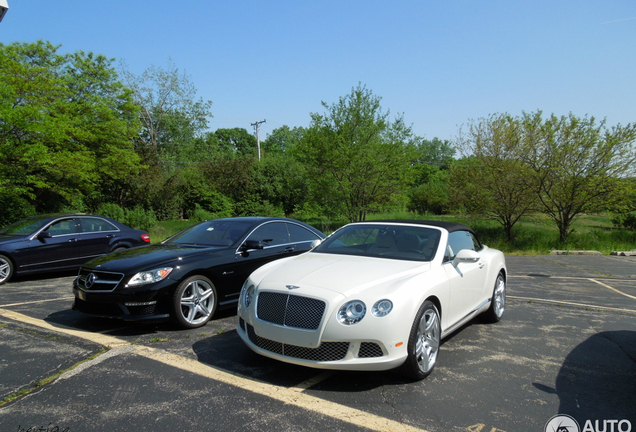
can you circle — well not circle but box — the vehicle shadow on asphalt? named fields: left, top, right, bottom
left=42, top=305, right=239, bottom=336
left=189, top=327, right=477, bottom=391
left=532, top=330, right=636, bottom=425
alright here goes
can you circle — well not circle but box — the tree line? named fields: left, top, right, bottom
left=2, top=41, right=635, bottom=243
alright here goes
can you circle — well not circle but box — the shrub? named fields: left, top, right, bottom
left=124, top=206, right=158, bottom=232
left=611, top=211, right=636, bottom=231
left=0, top=194, right=36, bottom=227
left=95, top=203, right=126, bottom=222
left=187, top=204, right=216, bottom=223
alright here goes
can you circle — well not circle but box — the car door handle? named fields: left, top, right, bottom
left=68, top=238, right=78, bottom=242
left=285, top=247, right=295, bottom=253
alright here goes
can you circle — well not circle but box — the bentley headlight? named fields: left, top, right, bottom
left=372, top=299, right=393, bottom=317
left=242, top=283, right=255, bottom=308
left=127, top=267, right=173, bottom=286
left=338, top=300, right=366, bottom=325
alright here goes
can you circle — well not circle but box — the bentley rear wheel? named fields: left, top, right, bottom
left=483, top=272, right=506, bottom=323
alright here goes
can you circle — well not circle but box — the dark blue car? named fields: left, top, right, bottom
left=0, top=214, right=150, bottom=284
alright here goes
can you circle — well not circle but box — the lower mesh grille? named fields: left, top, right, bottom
left=73, top=298, right=123, bottom=316
left=246, top=324, right=348, bottom=361
left=359, top=342, right=384, bottom=358
left=127, top=304, right=156, bottom=316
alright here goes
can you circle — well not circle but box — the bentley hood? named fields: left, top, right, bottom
left=254, top=252, right=431, bottom=298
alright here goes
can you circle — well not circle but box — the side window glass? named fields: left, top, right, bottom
left=287, top=223, right=320, bottom=243
left=45, top=219, right=77, bottom=236
left=81, top=218, right=117, bottom=233
left=469, top=232, right=483, bottom=251
left=247, top=222, right=290, bottom=247
left=446, top=231, right=476, bottom=260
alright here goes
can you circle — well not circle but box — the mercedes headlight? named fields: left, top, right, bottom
left=127, top=267, right=173, bottom=286
left=337, top=300, right=366, bottom=325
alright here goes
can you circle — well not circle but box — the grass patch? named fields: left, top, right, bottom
left=146, top=212, right=636, bottom=254
left=148, top=219, right=193, bottom=243
left=0, top=348, right=109, bottom=407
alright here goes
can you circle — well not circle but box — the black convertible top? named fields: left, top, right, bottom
left=357, top=219, right=475, bottom=234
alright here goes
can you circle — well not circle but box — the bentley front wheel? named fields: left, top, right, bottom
left=400, top=300, right=441, bottom=380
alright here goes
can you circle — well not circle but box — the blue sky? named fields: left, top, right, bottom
left=1, top=1, right=635, bottom=141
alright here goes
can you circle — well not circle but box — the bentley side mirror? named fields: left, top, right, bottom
left=452, top=249, right=480, bottom=266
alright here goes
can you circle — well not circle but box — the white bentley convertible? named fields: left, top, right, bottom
left=237, top=220, right=507, bottom=380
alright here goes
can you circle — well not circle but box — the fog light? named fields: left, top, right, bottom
left=124, top=301, right=157, bottom=307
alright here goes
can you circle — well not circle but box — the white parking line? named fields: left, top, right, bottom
left=0, top=308, right=430, bottom=432
left=509, top=274, right=636, bottom=301
left=507, top=296, right=636, bottom=314
left=0, top=297, right=74, bottom=308
left=589, top=278, right=636, bottom=300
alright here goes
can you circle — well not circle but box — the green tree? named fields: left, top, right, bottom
left=119, top=59, right=212, bottom=158
left=413, top=137, right=455, bottom=168
left=0, top=41, right=140, bottom=211
left=295, top=84, right=416, bottom=222
left=453, top=114, right=538, bottom=241
left=118, top=60, right=215, bottom=218
left=262, top=125, right=305, bottom=156
left=522, top=111, right=636, bottom=243
left=213, top=128, right=258, bottom=157
left=253, top=154, right=309, bottom=216
left=609, top=178, right=636, bottom=231
left=407, top=165, right=451, bottom=215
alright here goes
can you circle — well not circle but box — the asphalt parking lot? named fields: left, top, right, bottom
left=1, top=255, right=635, bottom=432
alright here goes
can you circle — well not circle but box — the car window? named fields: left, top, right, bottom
left=315, top=224, right=441, bottom=261
left=446, top=230, right=482, bottom=261
left=80, top=218, right=118, bottom=233
left=247, top=222, right=290, bottom=247
left=44, top=218, right=78, bottom=236
left=0, top=217, right=50, bottom=235
left=167, top=220, right=252, bottom=246
left=287, top=223, right=321, bottom=243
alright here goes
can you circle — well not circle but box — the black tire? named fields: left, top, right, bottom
left=400, top=300, right=441, bottom=380
left=171, top=275, right=217, bottom=329
left=0, top=254, right=14, bottom=285
left=482, top=272, right=506, bottom=323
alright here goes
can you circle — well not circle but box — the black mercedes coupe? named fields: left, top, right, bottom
left=72, top=217, right=325, bottom=328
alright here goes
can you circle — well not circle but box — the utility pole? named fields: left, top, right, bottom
left=251, top=119, right=266, bottom=161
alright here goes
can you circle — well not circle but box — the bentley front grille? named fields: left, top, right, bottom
left=256, top=292, right=325, bottom=330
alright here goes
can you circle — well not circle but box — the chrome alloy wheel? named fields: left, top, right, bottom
left=178, top=278, right=215, bottom=326
left=0, top=255, right=13, bottom=284
left=492, top=274, right=506, bottom=319
left=415, top=306, right=441, bottom=375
